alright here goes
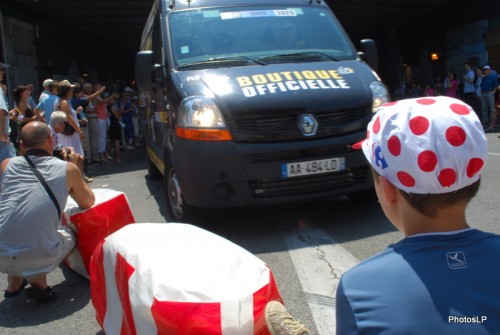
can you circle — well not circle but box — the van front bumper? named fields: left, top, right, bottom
left=173, top=132, right=373, bottom=208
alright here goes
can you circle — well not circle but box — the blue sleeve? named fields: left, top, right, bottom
left=70, top=99, right=77, bottom=110
left=336, top=279, right=359, bottom=335
left=36, top=100, right=44, bottom=111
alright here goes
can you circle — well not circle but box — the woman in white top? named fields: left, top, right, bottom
left=56, top=80, right=84, bottom=155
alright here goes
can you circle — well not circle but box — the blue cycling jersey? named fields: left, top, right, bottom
left=336, top=229, right=500, bottom=335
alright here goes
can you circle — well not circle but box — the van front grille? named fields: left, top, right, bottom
left=228, top=107, right=370, bottom=143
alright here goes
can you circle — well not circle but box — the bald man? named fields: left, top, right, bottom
left=0, top=121, right=95, bottom=301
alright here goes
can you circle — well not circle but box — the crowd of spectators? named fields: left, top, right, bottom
left=393, top=63, right=500, bottom=132
left=0, top=74, right=144, bottom=181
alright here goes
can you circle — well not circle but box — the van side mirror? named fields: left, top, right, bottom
left=135, top=51, right=163, bottom=91
left=358, top=39, right=378, bottom=72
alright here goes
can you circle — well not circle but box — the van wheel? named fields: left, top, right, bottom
left=347, top=188, right=378, bottom=204
left=147, top=154, right=162, bottom=180
left=164, top=164, right=203, bottom=223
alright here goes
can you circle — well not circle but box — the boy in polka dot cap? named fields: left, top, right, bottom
left=355, top=96, right=487, bottom=194
left=334, top=96, right=500, bottom=334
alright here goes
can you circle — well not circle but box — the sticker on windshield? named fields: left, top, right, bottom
left=203, top=10, right=220, bottom=18
left=220, top=9, right=297, bottom=20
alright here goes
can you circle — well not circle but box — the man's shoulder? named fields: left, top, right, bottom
left=25, top=155, right=62, bottom=164
left=2, top=155, right=25, bottom=172
left=43, top=94, right=58, bottom=104
left=8, top=155, right=25, bottom=163
left=20, top=154, right=67, bottom=167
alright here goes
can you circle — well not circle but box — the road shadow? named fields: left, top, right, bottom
left=87, top=145, right=147, bottom=178
left=144, top=174, right=169, bottom=220
left=183, top=195, right=397, bottom=255
left=0, top=264, right=90, bottom=328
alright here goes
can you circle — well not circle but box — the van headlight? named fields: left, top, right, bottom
left=176, top=96, right=232, bottom=141
left=370, top=81, right=390, bottom=113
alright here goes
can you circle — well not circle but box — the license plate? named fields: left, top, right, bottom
left=281, top=157, right=345, bottom=178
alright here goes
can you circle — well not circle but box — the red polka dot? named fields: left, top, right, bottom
left=438, top=168, right=457, bottom=187
left=466, top=158, right=484, bottom=178
left=397, top=171, right=415, bottom=187
left=416, top=98, right=436, bottom=105
left=373, top=116, right=381, bottom=134
left=387, top=136, right=401, bottom=156
left=450, top=103, right=470, bottom=115
left=418, top=150, right=438, bottom=172
left=446, top=126, right=466, bottom=146
left=409, top=116, right=429, bottom=135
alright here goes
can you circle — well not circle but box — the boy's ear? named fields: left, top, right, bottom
left=379, top=175, right=398, bottom=204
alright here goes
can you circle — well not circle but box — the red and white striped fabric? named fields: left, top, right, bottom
left=64, top=188, right=136, bottom=278
left=90, top=223, right=283, bottom=335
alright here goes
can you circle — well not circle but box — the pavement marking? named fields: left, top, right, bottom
left=282, top=226, right=360, bottom=334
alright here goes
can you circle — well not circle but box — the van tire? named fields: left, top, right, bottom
left=147, top=154, right=162, bottom=180
left=164, top=162, right=204, bottom=223
left=347, top=188, right=378, bottom=204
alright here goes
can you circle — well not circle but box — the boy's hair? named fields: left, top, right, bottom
left=373, top=170, right=480, bottom=217
left=400, top=180, right=480, bottom=217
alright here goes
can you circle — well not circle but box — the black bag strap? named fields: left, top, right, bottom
left=24, top=155, right=61, bottom=218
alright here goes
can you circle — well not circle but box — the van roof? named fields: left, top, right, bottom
left=166, top=0, right=329, bottom=11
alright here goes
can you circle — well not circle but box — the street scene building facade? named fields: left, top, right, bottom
left=0, top=1, right=499, bottom=103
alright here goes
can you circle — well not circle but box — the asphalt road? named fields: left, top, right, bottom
left=1, top=131, right=499, bottom=335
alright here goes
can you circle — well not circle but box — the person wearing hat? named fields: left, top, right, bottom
left=33, top=80, right=58, bottom=125
left=39, top=78, right=54, bottom=103
left=479, top=65, right=499, bottom=132
left=0, top=62, right=15, bottom=164
left=264, top=97, right=500, bottom=335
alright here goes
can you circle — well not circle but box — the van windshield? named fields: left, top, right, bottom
left=168, top=6, right=356, bottom=69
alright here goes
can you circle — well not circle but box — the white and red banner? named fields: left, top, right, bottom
left=90, top=223, right=283, bottom=335
left=64, top=188, right=136, bottom=278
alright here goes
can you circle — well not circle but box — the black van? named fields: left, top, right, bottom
left=136, top=0, right=389, bottom=222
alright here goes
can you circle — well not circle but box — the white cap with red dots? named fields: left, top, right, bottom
left=354, top=97, right=488, bottom=194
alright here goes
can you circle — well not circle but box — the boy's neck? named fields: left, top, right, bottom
left=400, top=202, right=469, bottom=237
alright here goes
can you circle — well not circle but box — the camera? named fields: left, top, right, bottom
left=53, top=144, right=71, bottom=160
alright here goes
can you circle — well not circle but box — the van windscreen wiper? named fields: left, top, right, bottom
left=257, top=52, right=338, bottom=63
left=177, top=56, right=265, bottom=69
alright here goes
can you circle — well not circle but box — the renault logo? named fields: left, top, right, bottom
left=298, top=114, right=318, bottom=137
